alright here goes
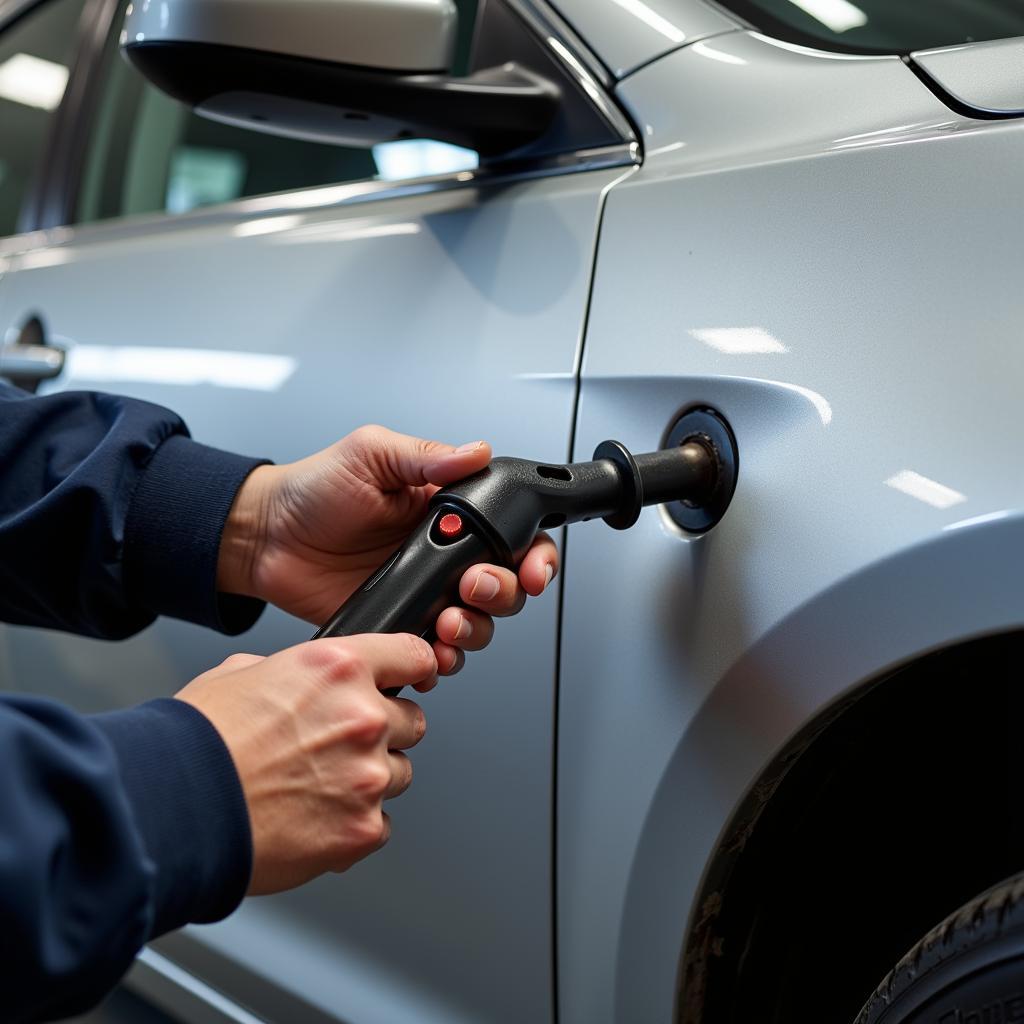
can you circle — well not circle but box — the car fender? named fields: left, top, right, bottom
left=622, top=511, right=1024, bottom=1021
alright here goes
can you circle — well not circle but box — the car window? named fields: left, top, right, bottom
left=0, top=0, right=86, bottom=236
left=75, top=0, right=481, bottom=224
left=717, top=0, right=1024, bottom=54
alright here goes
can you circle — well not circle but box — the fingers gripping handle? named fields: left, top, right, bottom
left=313, top=507, right=500, bottom=643
left=312, top=507, right=499, bottom=697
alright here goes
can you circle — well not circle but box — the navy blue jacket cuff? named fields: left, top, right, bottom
left=92, top=698, right=253, bottom=938
left=124, top=434, right=269, bottom=635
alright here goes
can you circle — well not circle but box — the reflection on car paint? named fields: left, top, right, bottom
left=66, top=346, right=298, bottom=391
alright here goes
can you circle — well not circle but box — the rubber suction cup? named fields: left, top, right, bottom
left=663, top=407, right=738, bottom=533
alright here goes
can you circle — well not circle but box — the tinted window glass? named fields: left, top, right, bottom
left=0, top=0, right=85, bottom=235
left=718, top=0, right=1024, bottom=54
left=76, top=0, right=480, bottom=224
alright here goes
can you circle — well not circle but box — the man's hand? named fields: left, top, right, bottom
left=216, top=425, right=559, bottom=674
left=176, top=634, right=437, bottom=894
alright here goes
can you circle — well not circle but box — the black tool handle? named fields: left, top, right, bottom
left=312, top=505, right=502, bottom=692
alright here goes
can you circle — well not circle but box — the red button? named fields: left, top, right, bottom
left=438, top=513, right=464, bottom=538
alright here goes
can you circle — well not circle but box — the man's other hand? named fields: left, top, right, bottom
left=176, top=634, right=437, bottom=893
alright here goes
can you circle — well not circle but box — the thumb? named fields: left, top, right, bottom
left=420, top=438, right=491, bottom=486
left=346, top=426, right=491, bottom=489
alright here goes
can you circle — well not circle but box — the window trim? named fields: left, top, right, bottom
left=3, top=0, right=120, bottom=234
left=1, top=140, right=632, bottom=251
left=510, top=0, right=638, bottom=143
left=702, top=0, right=1024, bottom=58
left=8, top=0, right=637, bottom=239
left=34, top=0, right=120, bottom=229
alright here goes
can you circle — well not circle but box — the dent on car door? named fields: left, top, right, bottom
left=0, top=0, right=636, bottom=1021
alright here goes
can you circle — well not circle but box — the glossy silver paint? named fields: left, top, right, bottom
left=547, top=0, right=739, bottom=78
left=913, top=36, right=1024, bottom=115
left=122, top=0, right=458, bottom=72
left=558, top=30, right=1024, bottom=1023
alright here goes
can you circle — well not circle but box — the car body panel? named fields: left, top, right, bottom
left=912, top=36, right=1024, bottom=116
left=558, top=32, right=1024, bottom=1022
left=0, top=163, right=630, bottom=1024
left=546, top=0, right=740, bottom=78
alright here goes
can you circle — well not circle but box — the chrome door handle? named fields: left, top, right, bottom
left=2, top=317, right=65, bottom=390
left=1, top=341, right=66, bottom=381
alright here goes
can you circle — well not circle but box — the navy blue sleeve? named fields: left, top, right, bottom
left=0, top=381, right=268, bottom=638
left=0, top=694, right=252, bottom=1023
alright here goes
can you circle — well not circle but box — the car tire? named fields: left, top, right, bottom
left=855, top=871, right=1024, bottom=1024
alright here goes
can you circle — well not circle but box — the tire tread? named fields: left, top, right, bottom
left=857, top=872, right=1024, bottom=1022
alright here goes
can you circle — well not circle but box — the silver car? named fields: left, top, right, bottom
left=2, top=0, right=1024, bottom=1021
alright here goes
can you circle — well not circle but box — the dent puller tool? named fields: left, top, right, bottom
left=313, top=407, right=738, bottom=648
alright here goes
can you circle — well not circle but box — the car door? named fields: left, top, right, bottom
left=0, top=1, right=637, bottom=1021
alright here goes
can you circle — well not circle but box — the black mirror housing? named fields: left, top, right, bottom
left=124, top=40, right=561, bottom=157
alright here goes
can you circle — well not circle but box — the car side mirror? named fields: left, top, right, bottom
left=120, top=0, right=561, bottom=158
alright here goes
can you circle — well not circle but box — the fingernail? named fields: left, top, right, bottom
left=454, top=615, right=473, bottom=641
left=544, top=564, right=554, bottom=588
left=470, top=571, right=500, bottom=602
left=455, top=441, right=484, bottom=454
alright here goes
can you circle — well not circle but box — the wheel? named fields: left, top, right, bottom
left=856, top=872, right=1024, bottom=1023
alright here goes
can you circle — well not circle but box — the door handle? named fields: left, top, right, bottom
left=1, top=317, right=65, bottom=391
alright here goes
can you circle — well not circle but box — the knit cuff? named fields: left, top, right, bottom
left=124, top=434, right=269, bottom=634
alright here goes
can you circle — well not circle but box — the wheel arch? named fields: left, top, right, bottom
left=607, top=512, right=1024, bottom=1021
